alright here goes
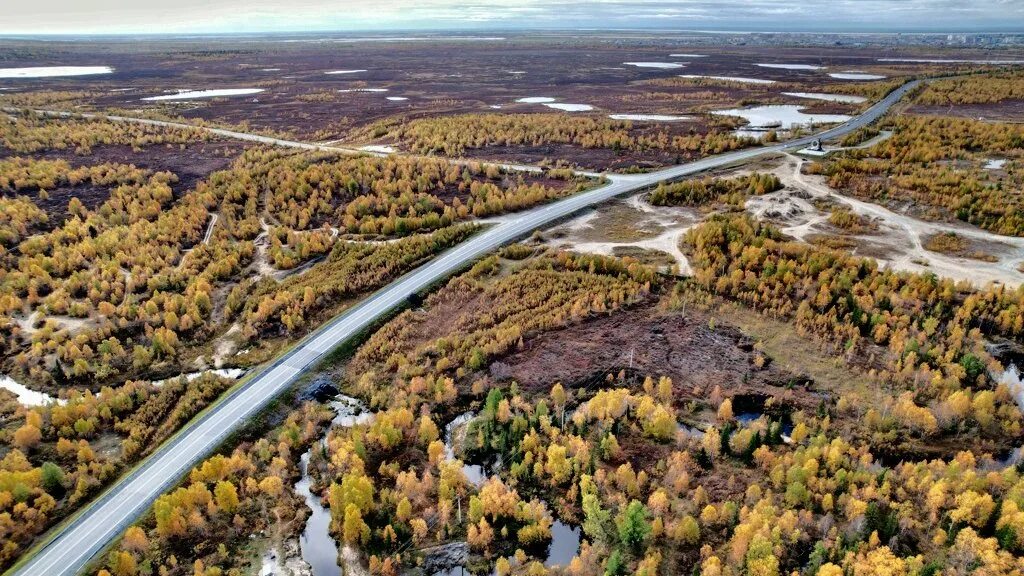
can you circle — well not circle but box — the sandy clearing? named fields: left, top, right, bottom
left=777, top=156, right=1024, bottom=287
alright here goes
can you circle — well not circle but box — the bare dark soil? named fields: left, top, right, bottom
left=489, top=301, right=822, bottom=416
left=911, top=99, right=1024, bottom=121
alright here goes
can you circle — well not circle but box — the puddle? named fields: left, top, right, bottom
left=624, top=62, right=686, bottom=69
left=782, top=92, right=867, bottom=104
left=325, top=69, right=367, bottom=75
left=999, top=363, right=1024, bottom=413
left=544, top=521, right=581, bottom=567
left=152, top=368, right=246, bottom=387
left=609, top=114, right=691, bottom=122
left=829, top=72, right=887, bottom=80
left=0, top=375, right=62, bottom=406
left=443, top=412, right=488, bottom=486
left=142, top=88, right=263, bottom=101
left=677, top=422, right=705, bottom=439
left=997, top=364, right=1024, bottom=469
left=359, top=144, right=397, bottom=153
left=0, top=66, right=113, bottom=78
left=984, top=159, right=1007, bottom=170
left=328, top=395, right=374, bottom=427
left=543, top=103, right=593, bottom=112
left=712, top=104, right=850, bottom=135
left=516, top=96, right=556, bottom=103
left=678, top=74, right=775, bottom=84
left=756, top=63, right=825, bottom=70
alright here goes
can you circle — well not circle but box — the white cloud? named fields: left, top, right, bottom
left=0, top=0, right=1018, bottom=34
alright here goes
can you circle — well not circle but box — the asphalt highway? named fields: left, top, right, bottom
left=9, top=79, right=918, bottom=576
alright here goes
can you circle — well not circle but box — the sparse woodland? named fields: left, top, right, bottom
left=360, top=113, right=754, bottom=159
left=100, top=237, right=1024, bottom=576
left=0, top=114, right=585, bottom=569
left=809, top=114, right=1024, bottom=235
left=3, top=65, right=1024, bottom=576
left=648, top=172, right=782, bottom=207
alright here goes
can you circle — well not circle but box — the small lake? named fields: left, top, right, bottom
left=756, top=63, right=824, bottom=70
left=678, top=74, right=775, bottom=85
left=829, top=72, right=887, bottom=80
left=543, top=103, right=593, bottom=112
left=624, top=62, right=685, bottom=69
left=142, top=88, right=263, bottom=101
left=609, top=114, right=691, bottom=122
left=0, top=66, right=112, bottom=78
left=782, top=92, right=867, bottom=104
left=712, top=104, right=851, bottom=137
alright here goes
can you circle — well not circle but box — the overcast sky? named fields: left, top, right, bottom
left=2, top=0, right=1021, bottom=35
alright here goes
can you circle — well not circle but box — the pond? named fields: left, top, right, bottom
left=0, top=374, right=61, bottom=406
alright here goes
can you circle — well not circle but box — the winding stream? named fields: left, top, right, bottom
left=295, top=395, right=374, bottom=576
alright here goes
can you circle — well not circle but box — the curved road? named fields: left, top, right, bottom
left=10, top=80, right=918, bottom=576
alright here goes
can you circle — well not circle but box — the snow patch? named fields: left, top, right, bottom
left=325, top=69, right=367, bottom=75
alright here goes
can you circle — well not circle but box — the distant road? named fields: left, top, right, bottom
left=9, top=80, right=918, bottom=576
